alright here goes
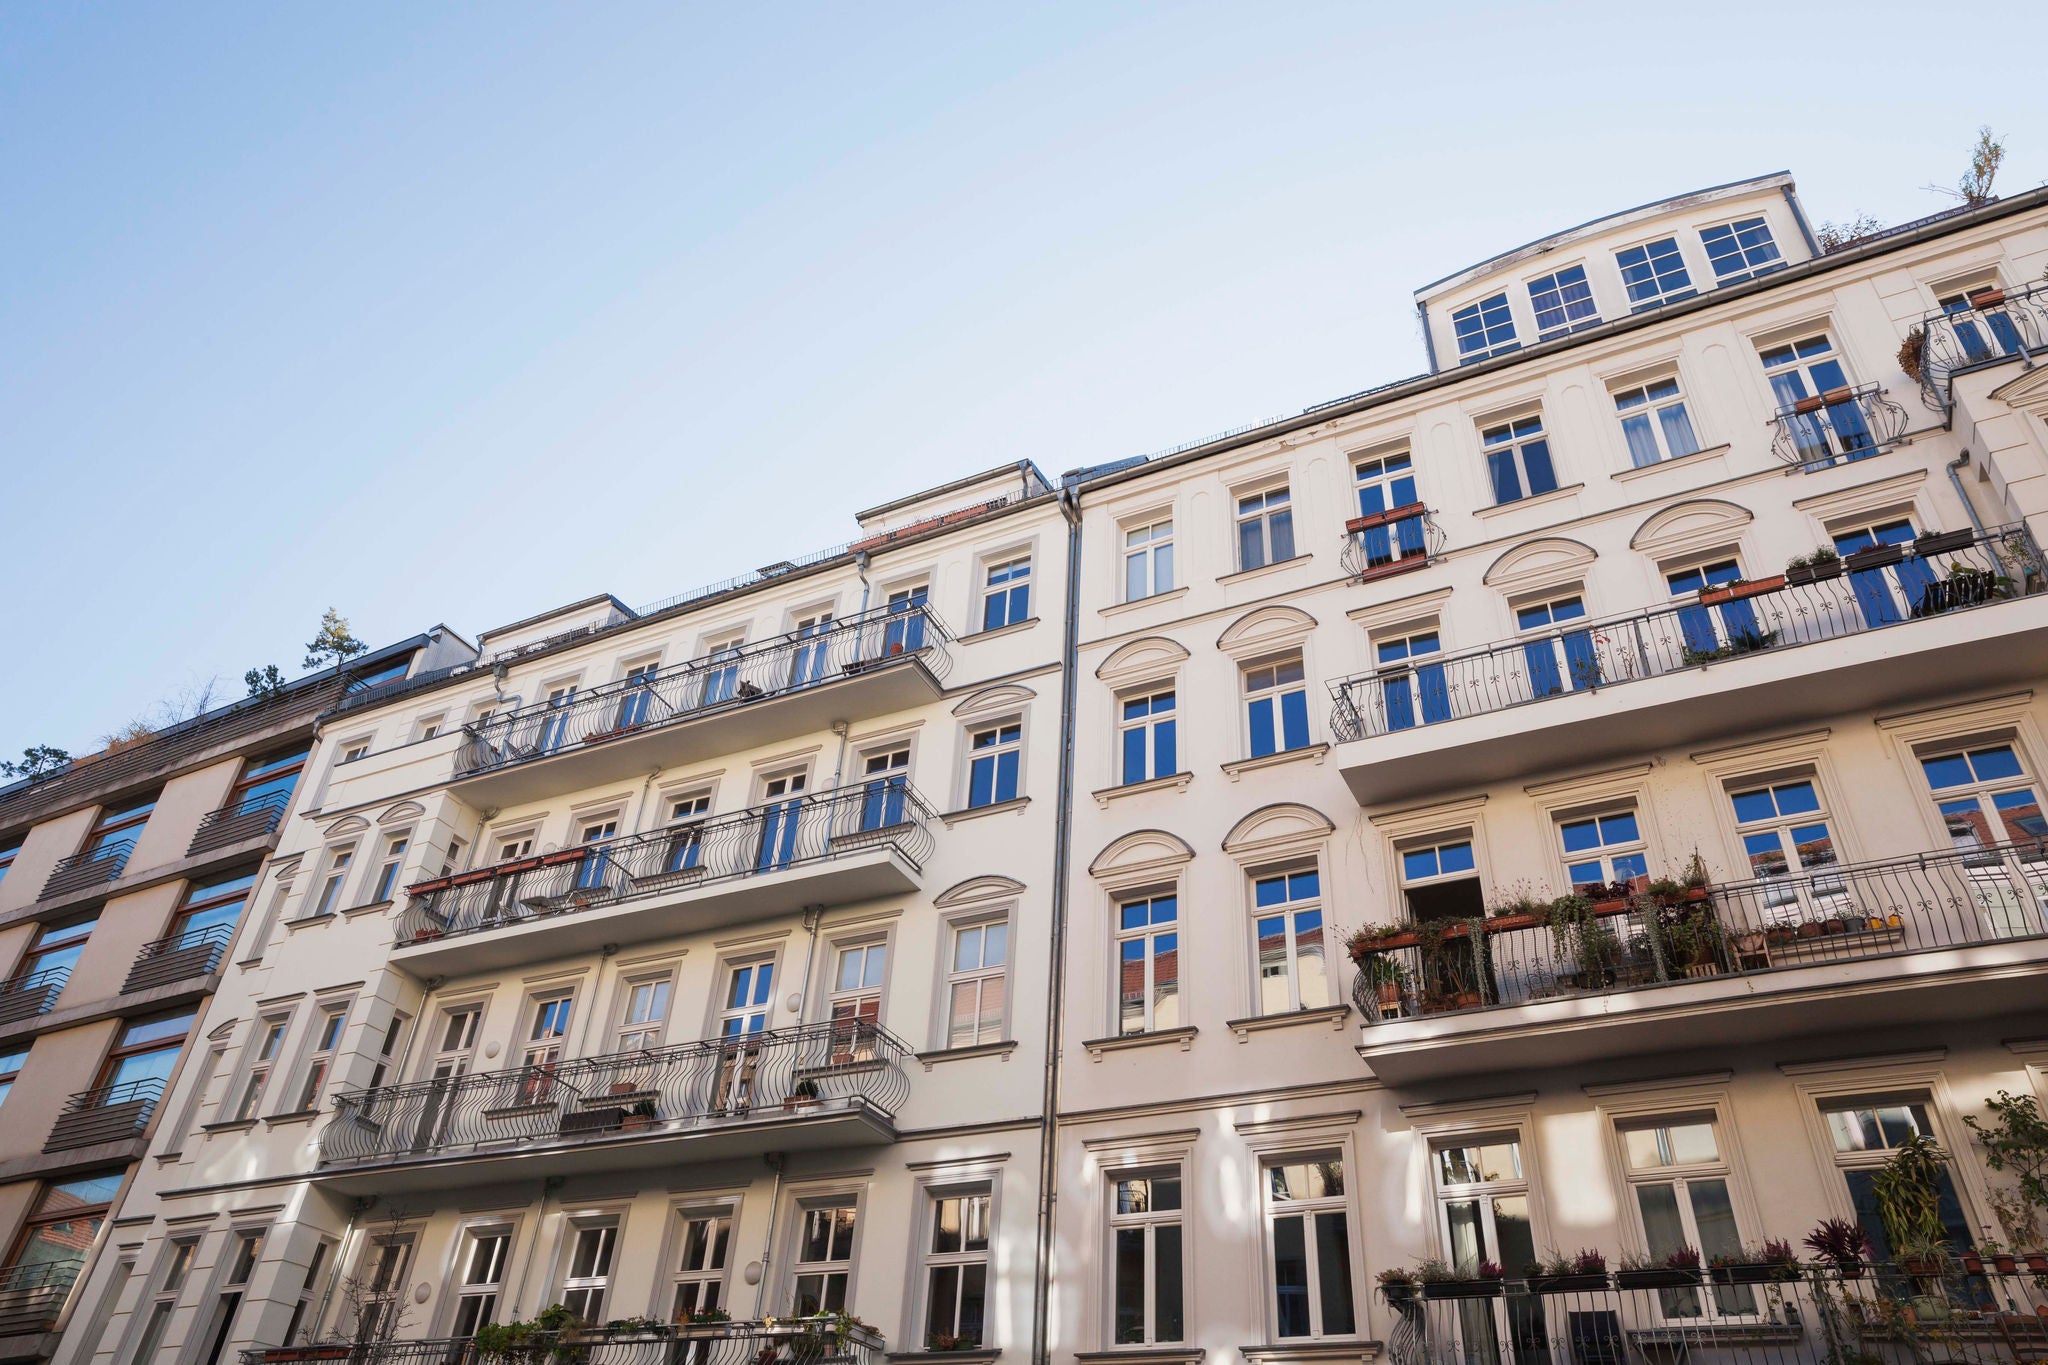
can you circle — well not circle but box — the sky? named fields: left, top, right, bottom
left=4, top=1, right=2045, bottom=758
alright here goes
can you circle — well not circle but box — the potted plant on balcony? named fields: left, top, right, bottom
left=1346, top=923, right=1408, bottom=964
left=1873, top=1134, right=1954, bottom=1279
left=1964, top=1090, right=2048, bottom=1273
left=1414, top=917, right=1485, bottom=1013
left=1358, top=953, right=1409, bottom=1018
left=1805, top=1217, right=1870, bottom=1278
left=1616, top=1247, right=1702, bottom=1290
left=1898, top=325, right=1927, bottom=383
left=785, top=1078, right=822, bottom=1113
left=1420, top=1257, right=1503, bottom=1300
left=1526, top=1249, right=1608, bottom=1294
left=1376, top=1265, right=1421, bottom=1306
left=1915, top=527, right=1978, bottom=558
left=621, top=1098, right=658, bottom=1132
left=1844, top=540, right=1906, bottom=572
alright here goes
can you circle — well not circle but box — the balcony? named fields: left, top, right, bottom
left=1348, top=842, right=2048, bottom=1084
left=186, top=790, right=290, bottom=857
left=39, top=839, right=134, bottom=901
left=122, top=923, right=234, bottom=994
left=42, top=1077, right=163, bottom=1153
left=316, top=1021, right=910, bottom=1193
left=0, top=968, right=68, bottom=1028
left=393, top=784, right=935, bottom=975
left=1914, top=281, right=2048, bottom=412
left=0, top=1259, right=83, bottom=1339
left=1767, top=383, right=1909, bottom=471
left=1327, top=524, right=2048, bottom=806
left=1340, top=503, right=1446, bottom=584
left=450, top=602, right=951, bottom=808
left=242, top=1319, right=888, bottom=1365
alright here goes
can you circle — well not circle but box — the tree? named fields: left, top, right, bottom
left=1926, top=126, right=2006, bottom=206
left=0, top=746, right=70, bottom=780
left=1815, top=212, right=1884, bottom=253
left=245, top=665, right=290, bottom=701
left=304, top=608, right=368, bottom=676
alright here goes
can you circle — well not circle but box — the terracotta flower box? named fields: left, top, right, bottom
left=1698, top=576, right=1784, bottom=606
left=1819, top=385, right=1855, bottom=406
left=1967, top=288, right=2007, bottom=310
left=540, top=848, right=588, bottom=866
left=449, top=868, right=498, bottom=886
left=407, top=877, right=453, bottom=896
left=496, top=857, right=545, bottom=875
left=1345, top=502, right=1426, bottom=535
left=1913, top=528, right=1976, bottom=557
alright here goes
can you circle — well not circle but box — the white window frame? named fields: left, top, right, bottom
left=789, top=1198, right=860, bottom=1316
left=291, top=1000, right=350, bottom=1112
left=668, top=1203, right=736, bottom=1322
left=283, top=1238, right=334, bottom=1345
left=920, top=1186, right=993, bottom=1351
left=1611, top=371, right=1702, bottom=467
left=310, top=844, right=356, bottom=918
left=368, top=832, right=411, bottom=905
left=1113, top=890, right=1181, bottom=1037
left=1122, top=517, right=1175, bottom=602
left=615, top=973, right=674, bottom=1053
left=448, top=1225, right=512, bottom=1337
left=1234, top=483, right=1297, bottom=572
left=1615, top=1113, right=1760, bottom=1322
left=558, top=1217, right=619, bottom=1323
left=128, top=1237, right=199, bottom=1365
left=351, top=1233, right=414, bottom=1340
left=1116, top=686, right=1178, bottom=787
left=1260, top=1153, right=1360, bottom=1342
left=964, top=719, right=1023, bottom=810
left=1250, top=864, right=1332, bottom=1016
left=942, top=916, right=1010, bottom=1050
left=1556, top=807, right=1650, bottom=893
left=980, top=553, right=1032, bottom=632
left=1241, top=653, right=1310, bottom=758
left=230, top=1014, right=290, bottom=1121
left=366, top=1010, right=409, bottom=1091
left=1106, top=1166, right=1185, bottom=1347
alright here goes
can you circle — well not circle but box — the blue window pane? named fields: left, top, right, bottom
left=994, top=752, right=1019, bottom=803
left=1731, top=789, right=1777, bottom=823
left=1599, top=813, right=1640, bottom=844
left=1122, top=727, right=1148, bottom=785
left=1518, top=604, right=1552, bottom=630
left=1658, top=403, right=1700, bottom=458
left=1551, top=599, right=1585, bottom=622
left=1155, top=719, right=1177, bottom=777
left=1612, top=853, right=1649, bottom=881
left=1249, top=697, right=1278, bottom=757
left=1403, top=849, right=1440, bottom=881
left=1488, top=448, right=1523, bottom=503
left=1560, top=819, right=1601, bottom=853
left=1123, top=697, right=1150, bottom=723
left=1568, top=860, right=1605, bottom=887
left=1151, top=897, right=1177, bottom=925
left=1971, top=746, right=2024, bottom=781
left=1256, top=878, right=1286, bottom=907
left=1522, top=439, right=1558, bottom=496
left=1921, top=754, right=1973, bottom=789
left=1121, top=902, right=1150, bottom=932
left=1438, top=841, right=1475, bottom=875
left=1773, top=781, right=1820, bottom=815
left=969, top=756, right=995, bottom=808
left=1291, top=871, right=1320, bottom=899
left=1279, top=689, right=1310, bottom=751
left=1240, top=518, right=1266, bottom=571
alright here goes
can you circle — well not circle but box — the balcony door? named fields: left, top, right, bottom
left=712, top=961, right=773, bottom=1113
left=413, top=1005, right=481, bottom=1151
left=790, top=612, right=834, bottom=688
left=883, top=586, right=929, bottom=657
left=518, top=996, right=572, bottom=1104
left=860, top=749, right=909, bottom=831
left=1761, top=334, right=1872, bottom=463
left=1939, top=289, right=2024, bottom=365
left=535, top=686, right=576, bottom=753
left=1433, top=1138, right=1546, bottom=1365
left=615, top=663, right=659, bottom=730
left=1667, top=560, right=1760, bottom=658
left=572, top=818, right=619, bottom=892
left=756, top=772, right=807, bottom=872
left=1352, top=452, right=1424, bottom=569
left=1832, top=519, right=1935, bottom=627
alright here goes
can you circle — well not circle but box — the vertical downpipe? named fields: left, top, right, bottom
left=1031, top=485, right=1083, bottom=1365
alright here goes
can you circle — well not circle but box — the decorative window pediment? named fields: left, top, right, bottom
left=1095, top=636, right=1190, bottom=688
left=1216, top=605, right=1317, bottom=660
left=953, top=684, right=1036, bottom=721
left=933, top=875, right=1026, bottom=908
left=1483, top=537, right=1598, bottom=597
left=1087, top=829, right=1195, bottom=888
left=377, top=800, right=426, bottom=826
left=1630, top=499, right=1754, bottom=560
left=322, top=815, right=370, bottom=839
left=1221, top=803, right=1337, bottom=864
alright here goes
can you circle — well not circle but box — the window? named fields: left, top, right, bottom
left=85, top=795, right=156, bottom=860
left=352, top=1236, right=413, bottom=1340
left=718, top=961, right=774, bottom=1039
left=573, top=817, right=620, bottom=890
left=1937, top=286, right=2026, bottom=365
left=415, top=715, right=445, bottom=742
left=701, top=640, right=742, bottom=706
left=1124, top=519, right=1175, bottom=601
left=1668, top=559, right=1763, bottom=657
left=1452, top=292, right=1518, bottom=363
left=1244, top=656, right=1310, bottom=757
left=967, top=723, right=1021, bottom=808
left=0, top=835, right=18, bottom=889
left=231, top=1016, right=290, bottom=1120
left=195, top=1229, right=264, bottom=1365
left=1115, top=893, right=1180, bottom=1035
left=946, top=920, right=1008, bottom=1049
left=451, top=1229, right=510, bottom=1337
left=1400, top=837, right=1485, bottom=924
left=1482, top=414, right=1558, bottom=505
left=168, top=869, right=256, bottom=948
left=1730, top=778, right=1838, bottom=882
left=348, top=654, right=412, bottom=690
left=1265, top=1158, right=1356, bottom=1340
left=283, top=1238, right=333, bottom=1345
left=228, top=743, right=310, bottom=814
left=1527, top=264, right=1599, bottom=339
left=366, top=1012, right=409, bottom=1090
left=790, top=614, right=834, bottom=688
left=1118, top=690, right=1178, bottom=786
left=429, top=1004, right=482, bottom=1082
left=922, top=1191, right=991, bottom=1350
left=1516, top=596, right=1597, bottom=697
left=1615, top=237, right=1695, bottom=310
left=310, top=845, right=355, bottom=918
left=617, top=977, right=672, bottom=1052
left=1432, top=1136, right=1539, bottom=1350
left=671, top=1210, right=732, bottom=1321
left=617, top=661, right=660, bottom=727
left=22, top=913, right=97, bottom=984
left=560, top=1222, right=617, bottom=1322
left=660, top=792, right=711, bottom=874
left=1375, top=630, right=1448, bottom=731
left=294, top=1004, right=348, bottom=1111
left=757, top=771, right=808, bottom=872
left=495, top=833, right=535, bottom=864
left=981, top=556, right=1031, bottom=631
left=131, top=1238, right=199, bottom=1365
left=1699, top=217, right=1782, bottom=283
left=1620, top=1117, right=1754, bottom=1319
left=884, top=586, right=929, bottom=655
left=1236, top=487, right=1296, bottom=571
left=5, top=1172, right=121, bottom=1299
left=1559, top=811, right=1649, bottom=891
left=524, top=995, right=573, bottom=1072
left=99, top=1008, right=195, bottom=1099
left=861, top=747, right=909, bottom=831
left=369, top=834, right=410, bottom=905
left=1833, top=518, right=1936, bottom=627
left=537, top=684, right=577, bottom=751
left=828, top=942, right=886, bottom=1063
left=339, top=740, right=371, bottom=764
left=1922, top=744, right=2046, bottom=849
left=1351, top=451, right=1426, bottom=569
left=1821, top=1099, right=1975, bottom=1260
left=1254, top=869, right=1330, bottom=1014
left=791, top=1204, right=856, bottom=1315
left=1761, top=334, right=1873, bottom=464
left=0, top=1046, right=25, bottom=1108
left=1614, top=375, right=1701, bottom=467
left=1110, top=1172, right=1183, bottom=1346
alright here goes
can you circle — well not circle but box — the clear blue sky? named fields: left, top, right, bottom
left=4, top=2, right=2043, bottom=758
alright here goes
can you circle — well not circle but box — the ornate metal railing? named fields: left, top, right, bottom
left=319, top=1020, right=912, bottom=1169
left=1767, top=383, right=1909, bottom=470
left=0, top=966, right=70, bottom=1026
left=240, top=1319, right=887, bottom=1365
left=40, top=838, right=136, bottom=900
left=456, top=602, right=951, bottom=778
left=43, top=1076, right=165, bottom=1152
left=397, top=783, right=935, bottom=947
left=1353, top=841, right=2048, bottom=1024
left=123, top=922, right=236, bottom=993
left=1330, top=523, right=2045, bottom=744
left=188, top=789, right=292, bottom=856
left=1915, top=282, right=2048, bottom=412
left=0, top=1257, right=84, bottom=1337
left=1382, top=1261, right=2046, bottom=1365
left=1340, top=504, right=1446, bottom=582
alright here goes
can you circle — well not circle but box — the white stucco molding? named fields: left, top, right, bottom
left=1095, top=636, right=1191, bottom=688
left=1215, top=604, right=1318, bottom=660
left=376, top=800, right=426, bottom=826
left=1087, top=829, right=1195, bottom=890
left=950, top=683, right=1037, bottom=721
left=1630, top=497, right=1754, bottom=562
left=1789, top=468, right=1929, bottom=525
left=1221, top=802, right=1336, bottom=865
left=932, top=875, right=1025, bottom=908
left=1482, top=536, right=1599, bottom=598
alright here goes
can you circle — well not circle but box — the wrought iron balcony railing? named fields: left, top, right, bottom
left=1383, top=1260, right=2047, bottom=1365
left=40, top=838, right=136, bottom=900
left=1352, top=840, right=2048, bottom=1024
left=42, top=1076, right=165, bottom=1152
left=187, top=789, right=292, bottom=857
left=319, top=1019, right=911, bottom=1170
left=456, top=602, right=951, bottom=778
left=397, top=782, right=935, bottom=947
left=1339, top=503, right=1446, bottom=583
left=0, top=1258, right=85, bottom=1338
left=1329, top=523, right=2045, bottom=744
left=240, top=1318, right=887, bottom=1365
left=123, top=922, right=235, bottom=994
left=0, top=967, right=70, bottom=1027
left=1767, top=383, right=1909, bottom=470
left=1914, top=281, right=2048, bottom=412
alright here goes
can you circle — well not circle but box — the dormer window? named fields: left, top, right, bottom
left=1615, top=237, right=1695, bottom=311
left=1452, top=293, right=1518, bottom=364
left=1699, top=217, right=1782, bottom=284
left=1527, top=265, right=1599, bottom=340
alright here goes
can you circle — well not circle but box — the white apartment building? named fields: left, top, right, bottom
left=48, top=175, right=2048, bottom=1365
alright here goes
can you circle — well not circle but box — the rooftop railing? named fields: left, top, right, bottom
left=319, top=1019, right=911, bottom=1170
left=123, top=922, right=235, bottom=994
left=0, top=967, right=70, bottom=1027
left=1913, top=282, right=2048, bottom=412
left=1767, top=383, right=1909, bottom=470
left=456, top=602, right=950, bottom=779
left=1340, top=504, right=1446, bottom=583
left=397, top=782, right=936, bottom=948
left=1351, top=841, right=2048, bottom=1024
left=42, top=1076, right=164, bottom=1152
left=187, top=789, right=292, bottom=856
left=1329, top=524, right=2045, bottom=745
left=240, top=1318, right=887, bottom=1365
left=40, top=838, right=136, bottom=901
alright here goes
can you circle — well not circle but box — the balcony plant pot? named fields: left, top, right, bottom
left=1710, top=1264, right=1782, bottom=1286
left=1528, top=1273, right=1608, bottom=1294
left=1485, top=913, right=1541, bottom=933
left=496, top=857, right=545, bottom=875
left=409, top=929, right=444, bottom=943
left=1915, top=529, right=1977, bottom=557
left=540, top=849, right=588, bottom=866
left=2026, top=1252, right=2048, bottom=1274
left=1899, top=1256, right=1945, bottom=1278
left=1375, top=982, right=1405, bottom=1012
left=1844, top=544, right=1904, bottom=571
left=1616, top=1268, right=1703, bottom=1290
left=450, top=868, right=498, bottom=886
left=407, top=877, right=453, bottom=896
left=1379, top=1282, right=1419, bottom=1307
left=1423, top=1279, right=1502, bottom=1300
left=1792, top=394, right=1828, bottom=416
left=1961, top=1252, right=1986, bottom=1275
left=1968, top=288, right=2007, bottom=310
left=1991, top=1252, right=2019, bottom=1274
left=1729, top=575, right=1787, bottom=600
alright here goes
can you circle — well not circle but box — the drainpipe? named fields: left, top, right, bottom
left=1948, top=451, right=1990, bottom=537
left=309, top=1197, right=374, bottom=1342
left=827, top=721, right=851, bottom=795
left=1417, top=301, right=1441, bottom=373
left=625, top=766, right=663, bottom=837
left=795, top=905, right=824, bottom=1025
left=752, top=1152, right=786, bottom=1318
left=1030, top=484, right=1083, bottom=1365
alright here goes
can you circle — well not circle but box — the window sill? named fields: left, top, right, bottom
left=1082, top=1026, right=1198, bottom=1061
left=957, top=617, right=1039, bottom=644
left=1610, top=443, right=1730, bottom=482
left=1099, top=586, right=1190, bottom=618
left=282, top=914, right=335, bottom=933
left=1217, top=554, right=1313, bottom=587
left=343, top=899, right=394, bottom=919
left=264, top=1110, right=319, bottom=1128
left=201, top=1119, right=258, bottom=1135
left=1471, top=483, right=1585, bottom=520
left=153, top=1151, right=184, bottom=1165
left=1220, top=744, right=1330, bottom=780
left=940, top=796, right=1031, bottom=827
left=887, top=1350, right=1001, bottom=1365
left=1240, top=1342, right=1383, bottom=1364
left=1074, top=1350, right=1206, bottom=1365
left=916, top=1040, right=1018, bottom=1071
left=1091, top=772, right=1194, bottom=807
left=1225, top=1004, right=1352, bottom=1041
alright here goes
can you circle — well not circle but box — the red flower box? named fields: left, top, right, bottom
left=1345, top=502, right=1426, bottom=535
left=541, top=848, right=588, bottom=866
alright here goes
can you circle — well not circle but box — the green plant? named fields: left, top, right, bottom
left=1486, top=880, right=1551, bottom=920
left=1413, top=916, right=1485, bottom=1004
left=1416, top=1257, right=1456, bottom=1283
left=1570, top=1249, right=1607, bottom=1275
left=1547, top=894, right=1621, bottom=980
left=1965, top=1090, right=2048, bottom=1247
left=245, top=665, right=290, bottom=700
left=628, top=1098, right=658, bottom=1119
left=1666, top=1246, right=1702, bottom=1270
left=1376, top=1265, right=1420, bottom=1287
left=0, top=745, right=70, bottom=780
left=676, top=1307, right=730, bottom=1325
left=304, top=607, right=368, bottom=676
left=604, top=1317, right=665, bottom=1335
left=1359, top=953, right=1408, bottom=991
left=1347, top=924, right=1399, bottom=963
left=1872, top=1134, right=1952, bottom=1256
left=1788, top=554, right=1811, bottom=571
left=1805, top=1217, right=1870, bottom=1270
left=1810, top=544, right=1840, bottom=566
